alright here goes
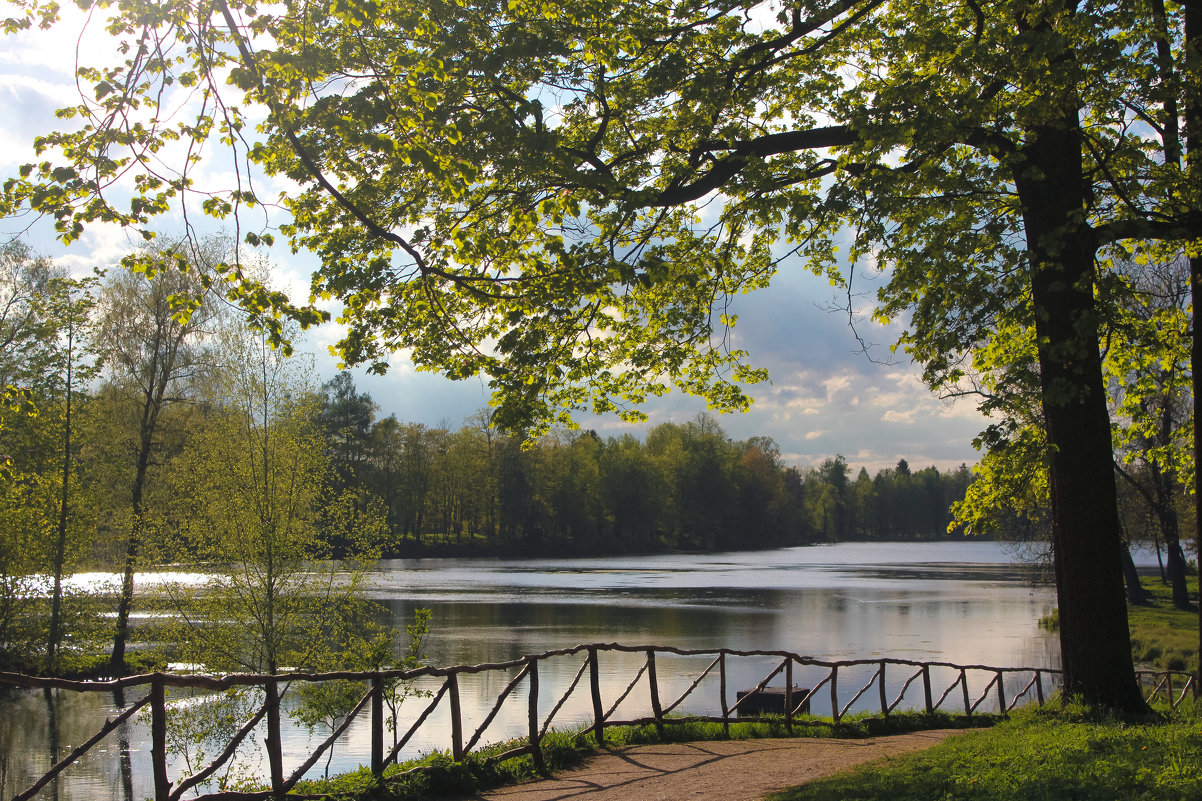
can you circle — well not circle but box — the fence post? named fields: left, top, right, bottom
left=150, top=675, right=169, bottom=801
left=960, top=670, right=971, bottom=717
left=589, top=646, right=605, bottom=744
left=647, top=650, right=665, bottom=737
left=830, top=665, right=840, bottom=723
left=784, top=659, right=793, bottom=735
left=1035, top=670, right=1044, bottom=705
left=996, top=670, right=1006, bottom=714
left=922, top=664, right=933, bottom=714
left=371, top=674, right=384, bottom=777
left=265, top=676, right=284, bottom=798
left=528, top=657, right=546, bottom=773
left=879, top=660, right=888, bottom=715
left=449, top=672, right=464, bottom=761
left=719, top=652, right=729, bottom=737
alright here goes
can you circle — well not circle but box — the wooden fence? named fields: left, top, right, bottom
left=2, top=644, right=1196, bottom=801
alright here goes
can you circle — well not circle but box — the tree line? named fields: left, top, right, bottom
left=318, top=371, right=975, bottom=555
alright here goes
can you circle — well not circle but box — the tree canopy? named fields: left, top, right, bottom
left=4, top=0, right=1201, bottom=711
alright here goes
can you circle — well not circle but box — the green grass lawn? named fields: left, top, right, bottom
left=767, top=702, right=1202, bottom=801
left=1128, top=572, right=1199, bottom=675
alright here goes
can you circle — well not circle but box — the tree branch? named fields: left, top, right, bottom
left=648, top=125, right=856, bottom=207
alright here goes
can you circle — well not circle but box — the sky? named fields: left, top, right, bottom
left=0, top=6, right=990, bottom=475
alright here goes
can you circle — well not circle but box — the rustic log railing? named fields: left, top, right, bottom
left=2, top=645, right=1195, bottom=801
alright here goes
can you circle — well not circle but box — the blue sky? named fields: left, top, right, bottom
left=0, top=9, right=988, bottom=474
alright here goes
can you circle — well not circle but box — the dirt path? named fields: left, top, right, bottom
left=454, top=730, right=959, bottom=801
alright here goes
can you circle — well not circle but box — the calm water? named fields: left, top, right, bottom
left=2, top=541, right=1063, bottom=800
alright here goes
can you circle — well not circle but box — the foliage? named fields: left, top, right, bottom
left=0, top=0, right=1181, bottom=432
left=0, top=241, right=53, bottom=459
left=157, top=687, right=263, bottom=790
left=950, top=252, right=1196, bottom=546
left=149, top=318, right=429, bottom=785
left=767, top=702, right=1202, bottom=801
left=0, top=242, right=103, bottom=670
left=380, top=607, right=433, bottom=748
left=293, top=606, right=431, bottom=777
left=159, top=320, right=384, bottom=674
left=0, top=471, right=55, bottom=668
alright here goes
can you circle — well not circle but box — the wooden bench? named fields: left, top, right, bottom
left=736, top=685, right=810, bottom=717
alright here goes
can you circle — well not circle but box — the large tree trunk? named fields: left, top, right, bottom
left=110, top=442, right=150, bottom=673
left=1165, top=537, right=1190, bottom=608
left=1016, top=115, right=1145, bottom=713
left=1183, top=0, right=1202, bottom=689
left=1153, top=423, right=1190, bottom=610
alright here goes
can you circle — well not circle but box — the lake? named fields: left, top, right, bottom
left=2, top=541, right=1063, bottom=800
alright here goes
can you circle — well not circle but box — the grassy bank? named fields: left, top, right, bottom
left=292, top=712, right=995, bottom=801
left=768, top=700, right=1202, bottom=801
left=1041, top=571, right=1199, bottom=675
left=1128, top=573, right=1199, bottom=675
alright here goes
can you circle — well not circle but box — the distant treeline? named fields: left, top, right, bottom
left=319, top=375, right=976, bottom=556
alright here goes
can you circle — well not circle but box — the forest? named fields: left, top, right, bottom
left=315, top=374, right=975, bottom=555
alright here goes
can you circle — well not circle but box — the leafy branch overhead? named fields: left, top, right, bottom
left=6, top=1, right=1199, bottom=437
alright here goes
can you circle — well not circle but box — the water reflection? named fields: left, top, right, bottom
left=0, top=686, right=147, bottom=801
left=2, top=541, right=1065, bottom=801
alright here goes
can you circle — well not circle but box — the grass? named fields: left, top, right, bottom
left=290, top=712, right=996, bottom=800
left=1041, top=571, right=1199, bottom=675
left=1128, top=573, right=1199, bottom=675
left=766, top=700, right=1202, bottom=801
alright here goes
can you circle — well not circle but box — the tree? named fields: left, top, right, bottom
left=0, top=241, right=53, bottom=458
left=43, top=272, right=100, bottom=669
left=317, top=372, right=377, bottom=491
left=7, top=0, right=1202, bottom=711
left=97, top=246, right=220, bottom=672
left=1108, top=255, right=1193, bottom=609
left=162, top=322, right=374, bottom=675
left=3, top=249, right=103, bottom=670
left=0, top=243, right=59, bottom=665
left=810, top=456, right=852, bottom=542
left=600, top=434, right=666, bottom=551
left=0, top=245, right=103, bottom=669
